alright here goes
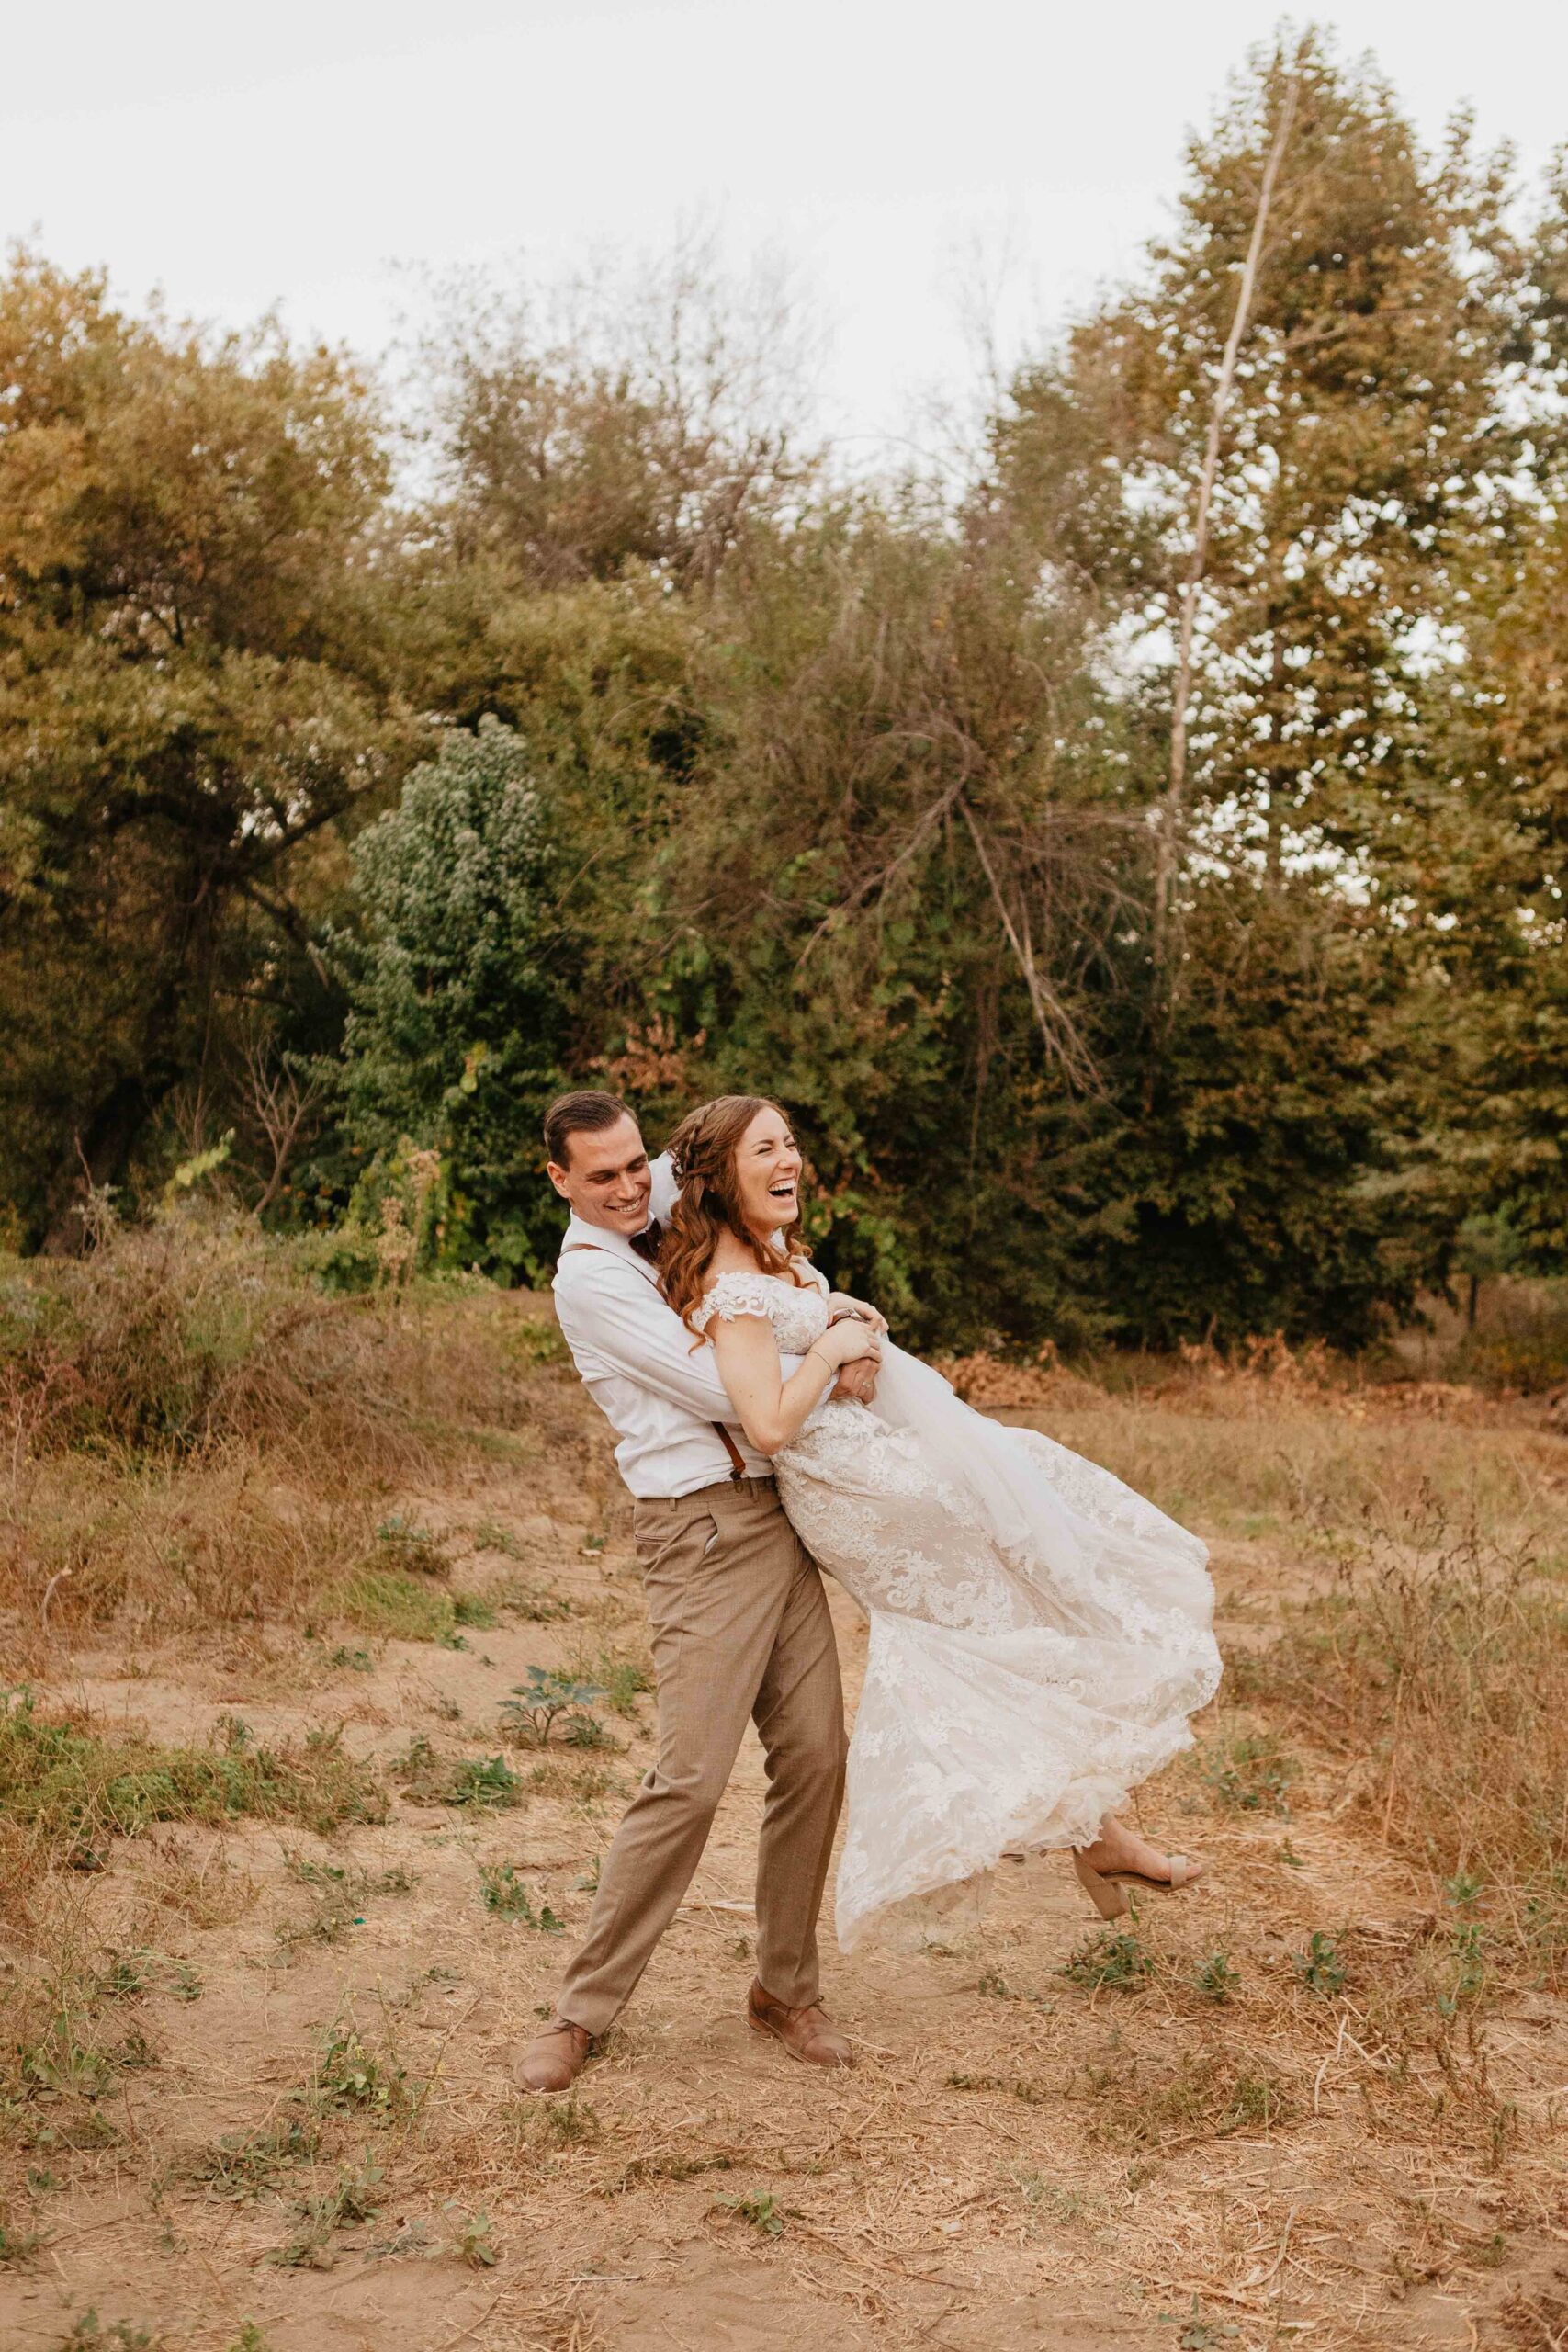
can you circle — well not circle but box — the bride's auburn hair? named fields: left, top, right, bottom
left=660, top=1094, right=812, bottom=1339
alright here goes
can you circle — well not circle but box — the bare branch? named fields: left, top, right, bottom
left=795, top=776, right=966, bottom=967
left=956, top=796, right=1102, bottom=1095
left=242, top=1033, right=326, bottom=1216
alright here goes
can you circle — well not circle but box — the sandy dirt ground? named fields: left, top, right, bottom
left=5, top=1365, right=1568, bottom=2352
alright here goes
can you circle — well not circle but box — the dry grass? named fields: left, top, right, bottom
left=1242, top=1492, right=1568, bottom=1976
left=0, top=1209, right=586, bottom=1642
left=4, top=1221, right=1568, bottom=2348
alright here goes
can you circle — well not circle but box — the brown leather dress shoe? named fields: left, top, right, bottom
left=746, top=1979, right=853, bottom=2069
left=512, top=2017, right=594, bottom=2094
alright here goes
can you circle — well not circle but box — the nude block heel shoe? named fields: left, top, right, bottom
left=1072, top=1848, right=1201, bottom=1920
left=1073, top=1849, right=1131, bottom=1920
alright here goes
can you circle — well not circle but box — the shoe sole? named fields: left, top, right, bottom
left=747, top=2014, right=853, bottom=2068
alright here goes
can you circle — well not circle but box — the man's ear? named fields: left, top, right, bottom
left=547, top=1161, right=571, bottom=1200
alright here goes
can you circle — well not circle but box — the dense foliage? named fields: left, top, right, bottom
left=2, top=31, right=1564, bottom=1348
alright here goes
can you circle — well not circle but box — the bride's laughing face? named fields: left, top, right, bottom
left=733, top=1104, right=802, bottom=1237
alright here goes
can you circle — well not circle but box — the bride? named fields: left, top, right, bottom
left=656, top=1092, right=1222, bottom=1951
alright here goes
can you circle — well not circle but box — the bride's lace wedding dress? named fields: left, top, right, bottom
left=693, top=1264, right=1221, bottom=1951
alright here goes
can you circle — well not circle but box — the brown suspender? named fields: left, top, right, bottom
left=560, top=1240, right=748, bottom=1480
left=711, top=1420, right=748, bottom=1481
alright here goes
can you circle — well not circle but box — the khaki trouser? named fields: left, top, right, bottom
left=556, top=1476, right=847, bottom=2036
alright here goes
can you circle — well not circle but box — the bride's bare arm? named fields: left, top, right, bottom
left=710, top=1312, right=880, bottom=1456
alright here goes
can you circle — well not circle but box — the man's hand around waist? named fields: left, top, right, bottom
left=831, top=1354, right=878, bottom=1405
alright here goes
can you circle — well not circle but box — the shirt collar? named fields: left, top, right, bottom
left=559, top=1212, right=653, bottom=1270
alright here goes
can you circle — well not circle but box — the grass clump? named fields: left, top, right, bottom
left=1083, top=2051, right=1292, bottom=2149
left=334, top=1567, right=491, bottom=1645
left=276, top=1856, right=416, bottom=1948
left=370, top=1516, right=448, bottom=1573
left=0, top=2220, right=45, bottom=2265
left=191, top=2120, right=321, bottom=2199
left=0, top=1690, right=385, bottom=1870
left=497, top=1579, right=572, bottom=1623
left=502, top=2094, right=601, bottom=2166
left=589, top=1649, right=653, bottom=1718
left=1200, top=1729, right=1297, bottom=1815
left=1004, top=2169, right=1083, bottom=2223
left=393, top=1736, right=525, bottom=1809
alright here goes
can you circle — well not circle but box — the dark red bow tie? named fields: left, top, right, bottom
left=629, top=1219, right=663, bottom=1266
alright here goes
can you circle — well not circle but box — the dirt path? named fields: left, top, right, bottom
left=5, top=1383, right=1567, bottom=2352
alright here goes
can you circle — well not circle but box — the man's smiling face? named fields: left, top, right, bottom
left=547, top=1113, right=654, bottom=1235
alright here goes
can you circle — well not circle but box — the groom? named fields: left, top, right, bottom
left=512, top=1090, right=875, bottom=2092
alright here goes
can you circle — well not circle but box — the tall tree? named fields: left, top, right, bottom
left=996, top=30, right=1527, bottom=903
left=0, top=252, right=406, bottom=1244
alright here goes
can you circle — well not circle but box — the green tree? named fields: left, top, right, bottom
left=338, top=718, right=573, bottom=1281
left=0, top=249, right=404, bottom=1247
left=998, top=30, right=1526, bottom=895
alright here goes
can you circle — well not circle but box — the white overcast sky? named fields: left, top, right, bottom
left=6, top=2, right=1565, bottom=458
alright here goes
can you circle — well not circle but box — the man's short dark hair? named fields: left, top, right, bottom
left=543, top=1090, right=635, bottom=1169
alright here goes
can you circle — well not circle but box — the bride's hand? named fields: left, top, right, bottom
left=811, top=1317, right=882, bottom=1370
left=829, top=1291, right=889, bottom=1337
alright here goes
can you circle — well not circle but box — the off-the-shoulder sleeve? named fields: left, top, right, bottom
left=693, top=1272, right=781, bottom=1334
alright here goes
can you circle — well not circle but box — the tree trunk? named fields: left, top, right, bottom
left=1150, top=69, right=1301, bottom=989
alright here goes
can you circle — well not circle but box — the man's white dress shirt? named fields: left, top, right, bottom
left=551, top=1157, right=798, bottom=1499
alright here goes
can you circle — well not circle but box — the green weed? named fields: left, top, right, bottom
left=267, top=2154, right=384, bottom=2269
left=1295, top=1930, right=1348, bottom=1996
left=478, top=1864, right=564, bottom=1929
left=56, top=2317, right=161, bottom=2350
left=500, top=1668, right=608, bottom=1748
left=445, top=2205, right=499, bottom=2267
left=1061, top=1928, right=1153, bottom=1991
left=309, top=2030, right=411, bottom=2119
left=590, top=1651, right=653, bottom=1718
left=1194, top=1951, right=1241, bottom=2004
left=718, top=2190, right=784, bottom=2237
left=392, top=1737, right=525, bottom=1809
